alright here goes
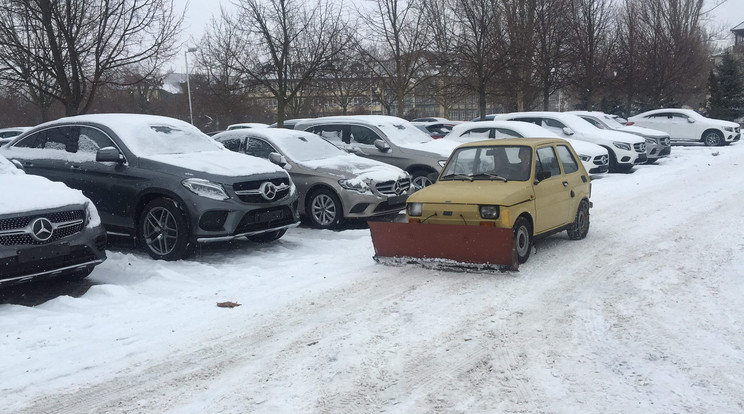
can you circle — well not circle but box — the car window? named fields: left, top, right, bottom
left=556, top=145, right=579, bottom=174
left=307, top=124, right=347, bottom=145
left=349, top=125, right=382, bottom=146
left=512, top=117, right=542, bottom=126
left=459, top=128, right=492, bottom=139
left=219, top=137, right=243, bottom=152
left=542, top=118, right=566, bottom=129
left=245, top=138, right=277, bottom=159
left=671, top=113, right=689, bottom=120
left=76, top=127, right=117, bottom=158
left=581, top=117, right=605, bottom=129
left=649, top=113, right=673, bottom=119
left=494, top=128, right=522, bottom=138
left=535, top=146, right=561, bottom=177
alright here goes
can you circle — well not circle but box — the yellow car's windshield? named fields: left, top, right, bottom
left=440, top=145, right=532, bottom=182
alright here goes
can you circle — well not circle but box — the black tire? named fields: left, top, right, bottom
left=702, top=130, right=724, bottom=146
left=567, top=200, right=590, bottom=240
left=410, top=169, right=434, bottom=191
left=138, top=198, right=192, bottom=261
left=247, top=228, right=287, bottom=243
left=512, top=216, right=532, bottom=264
left=605, top=148, right=619, bottom=173
left=307, top=188, right=342, bottom=229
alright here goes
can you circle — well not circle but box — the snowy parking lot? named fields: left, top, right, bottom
left=2, top=143, right=744, bottom=413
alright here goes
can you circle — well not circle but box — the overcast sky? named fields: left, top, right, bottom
left=168, top=0, right=743, bottom=71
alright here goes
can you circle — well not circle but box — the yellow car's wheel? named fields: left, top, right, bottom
left=512, top=217, right=532, bottom=264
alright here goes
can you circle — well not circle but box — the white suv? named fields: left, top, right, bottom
left=492, top=112, right=646, bottom=172
left=628, top=109, right=741, bottom=146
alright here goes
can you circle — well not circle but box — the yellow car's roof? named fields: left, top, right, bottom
left=455, top=137, right=568, bottom=149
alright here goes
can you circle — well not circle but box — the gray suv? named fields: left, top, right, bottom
left=0, top=154, right=106, bottom=286
left=0, top=114, right=299, bottom=261
left=295, top=116, right=457, bottom=189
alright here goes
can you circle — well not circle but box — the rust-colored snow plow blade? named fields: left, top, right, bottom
left=368, top=221, right=518, bottom=271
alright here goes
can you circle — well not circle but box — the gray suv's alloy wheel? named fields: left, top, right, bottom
left=139, top=199, right=191, bottom=260
left=308, top=189, right=341, bottom=229
left=411, top=170, right=433, bottom=190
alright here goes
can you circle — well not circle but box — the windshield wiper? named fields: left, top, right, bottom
left=440, top=173, right=474, bottom=181
left=472, top=173, right=507, bottom=182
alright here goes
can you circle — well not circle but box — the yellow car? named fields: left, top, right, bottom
left=405, top=138, right=592, bottom=263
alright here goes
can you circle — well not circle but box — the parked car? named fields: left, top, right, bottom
left=213, top=128, right=412, bottom=229
left=268, top=118, right=310, bottom=129
left=412, top=120, right=462, bottom=139
left=0, top=154, right=106, bottom=286
left=412, top=117, right=450, bottom=123
left=444, top=120, right=609, bottom=174
left=627, top=109, right=741, bottom=146
left=295, top=115, right=459, bottom=190
left=405, top=138, right=592, bottom=263
left=492, top=112, right=646, bottom=172
left=0, top=114, right=300, bottom=261
left=226, top=123, right=269, bottom=130
left=570, top=111, right=671, bottom=163
left=0, top=127, right=32, bottom=145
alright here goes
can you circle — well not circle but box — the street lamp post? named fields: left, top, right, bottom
left=184, top=47, right=198, bottom=125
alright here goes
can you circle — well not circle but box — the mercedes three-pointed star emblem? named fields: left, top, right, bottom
left=30, top=217, right=54, bottom=242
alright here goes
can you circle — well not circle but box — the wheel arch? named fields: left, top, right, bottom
left=700, top=128, right=724, bottom=143
left=134, top=190, right=192, bottom=233
left=303, top=183, right=343, bottom=215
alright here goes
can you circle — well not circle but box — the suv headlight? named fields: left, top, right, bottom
left=182, top=178, right=230, bottom=200
left=724, top=126, right=734, bottom=132
left=437, top=160, right=447, bottom=168
left=407, top=202, right=423, bottom=216
left=338, top=179, right=370, bottom=193
left=579, top=154, right=591, bottom=162
left=479, top=205, right=499, bottom=219
left=645, top=137, right=656, bottom=144
left=613, top=141, right=631, bottom=151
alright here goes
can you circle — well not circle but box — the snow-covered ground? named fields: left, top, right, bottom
left=2, top=143, right=743, bottom=413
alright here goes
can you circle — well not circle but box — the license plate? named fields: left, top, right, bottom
left=255, top=210, right=286, bottom=223
left=18, top=243, right=70, bottom=263
left=387, top=195, right=407, bottom=205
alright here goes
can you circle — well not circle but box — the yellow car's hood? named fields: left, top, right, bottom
left=410, top=180, right=534, bottom=207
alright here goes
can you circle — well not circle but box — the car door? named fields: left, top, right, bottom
left=305, top=124, right=351, bottom=151
left=532, top=145, right=571, bottom=233
left=348, top=125, right=404, bottom=168
left=555, top=144, right=586, bottom=224
left=640, top=113, right=674, bottom=137
left=5, top=127, right=73, bottom=181
left=668, top=113, right=696, bottom=141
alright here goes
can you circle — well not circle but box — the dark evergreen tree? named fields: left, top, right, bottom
left=707, top=52, right=743, bottom=121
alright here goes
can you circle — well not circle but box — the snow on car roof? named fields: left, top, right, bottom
left=447, top=121, right=561, bottom=139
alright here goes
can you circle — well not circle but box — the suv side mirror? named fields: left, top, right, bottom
left=374, top=139, right=391, bottom=152
left=10, top=159, right=24, bottom=172
left=687, top=117, right=695, bottom=124
left=268, top=152, right=290, bottom=170
left=562, top=127, right=575, bottom=136
left=96, top=147, right=125, bottom=163
left=535, top=170, right=551, bottom=182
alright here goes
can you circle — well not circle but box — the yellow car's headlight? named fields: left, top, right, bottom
left=479, top=205, right=499, bottom=219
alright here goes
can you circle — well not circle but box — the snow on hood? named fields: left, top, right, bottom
left=0, top=173, right=91, bottom=216
left=142, top=150, right=284, bottom=177
left=300, top=154, right=407, bottom=182
left=409, top=139, right=460, bottom=158
left=563, top=138, right=607, bottom=156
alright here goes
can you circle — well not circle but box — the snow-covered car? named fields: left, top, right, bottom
left=0, top=154, right=106, bottom=286
left=0, top=114, right=300, bottom=261
left=444, top=120, right=609, bottom=174
left=570, top=111, right=671, bottom=163
left=295, top=115, right=459, bottom=190
left=0, top=127, right=32, bottom=145
left=411, top=117, right=450, bottom=123
left=226, top=123, right=269, bottom=130
left=412, top=121, right=462, bottom=139
left=627, top=109, right=741, bottom=146
left=492, top=112, right=646, bottom=172
left=213, top=128, right=412, bottom=229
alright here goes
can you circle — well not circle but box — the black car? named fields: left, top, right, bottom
left=0, top=154, right=106, bottom=286
left=0, top=114, right=300, bottom=261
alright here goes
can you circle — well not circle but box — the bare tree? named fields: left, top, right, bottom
left=533, top=0, right=570, bottom=110
left=0, top=0, right=183, bottom=117
left=565, top=0, right=615, bottom=109
left=358, top=0, right=434, bottom=118
left=226, top=0, right=349, bottom=127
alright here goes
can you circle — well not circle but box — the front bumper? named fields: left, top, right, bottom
left=183, top=186, right=300, bottom=243
left=0, top=224, right=107, bottom=287
left=344, top=192, right=409, bottom=218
